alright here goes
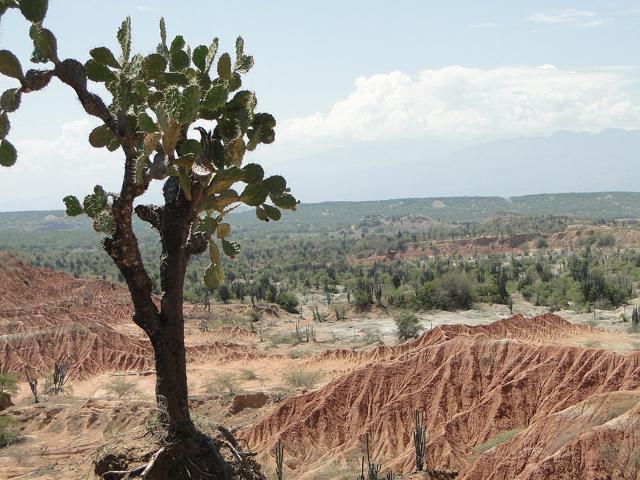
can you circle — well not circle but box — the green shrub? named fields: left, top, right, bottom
left=0, top=416, right=21, bottom=448
left=249, top=309, right=262, bottom=323
left=239, top=369, right=258, bottom=381
left=0, top=373, right=18, bottom=395
left=580, top=233, right=616, bottom=248
left=395, top=312, right=422, bottom=341
left=276, top=291, right=299, bottom=314
left=415, top=273, right=475, bottom=310
left=105, top=378, right=139, bottom=399
left=352, top=284, right=373, bottom=307
left=535, top=236, right=549, bottom=248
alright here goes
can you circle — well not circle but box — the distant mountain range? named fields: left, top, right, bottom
left=1, top=191, right=639, bottom=235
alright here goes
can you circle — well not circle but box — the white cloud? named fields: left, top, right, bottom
left=528, top=9, right=607, bottom=27
left=529, top=9, right=594, bottom=24
left=0, top=119, right=124, bottom=210
left=282, top=65, right=640, bottom=143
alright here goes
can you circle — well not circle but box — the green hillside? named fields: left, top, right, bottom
left=2, top=192, right=638, bottom=235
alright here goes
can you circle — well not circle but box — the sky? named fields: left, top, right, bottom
left=0, top=0, right=639, bottom=209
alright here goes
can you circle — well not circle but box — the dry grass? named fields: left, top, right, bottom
left=8, top=448, right=29, bottom=465
left=239, top=368, right=258, bottom=380
left=283, top=369, right=323, bottom=390
left=207, top=372, right=239, bottom=398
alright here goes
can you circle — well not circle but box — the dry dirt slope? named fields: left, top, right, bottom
left=241, top=314, right=640, bottom=479
left=0, top=253, right=266, bottom=379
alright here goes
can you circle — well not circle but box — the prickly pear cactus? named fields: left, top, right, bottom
left=0, top=0, right=297, bottom=289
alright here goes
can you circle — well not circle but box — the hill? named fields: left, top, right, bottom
left=241, top=314, right=640, bottom=479
left=1, top=191, right=639, bottom=236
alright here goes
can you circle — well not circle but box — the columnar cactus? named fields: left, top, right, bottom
left=413, top=409, right=427, bottom=471
left=275, top=439, right=284, bottom=480
left=364, top=432, right=382, bottom=480
left=0, top=1, right=296, bottom=478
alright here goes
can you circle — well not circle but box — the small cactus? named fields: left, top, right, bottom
left=364, top=432, right=382, bottom=480
left=356, top=457, right=365, bottom=480
left=413, top=410, right=427, bottom=471
left=275, top=439, right=284, bottom=480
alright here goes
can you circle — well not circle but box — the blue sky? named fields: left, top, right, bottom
left=1, top=1, right=639, bottom=208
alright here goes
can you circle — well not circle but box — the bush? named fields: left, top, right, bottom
left=332, top=303, right=347, bottom=320
left=287, top=347, right=312, bottom=359
left=105, top=378, right=139, bottom=399
left=580, top=233, right=616, bottom=248
left=395, top=312, right=422, bottom=341
left=535, top=236, right=549, bottom=249
left=596, top=234, right=616, bottom=248
left=353, top=287, right=373, bottom=307
left=415, top=273, right=475, bottom=310
left=248, top=309, right=262, bottom=323
left=268, top=332, right=299, bottom=346
left=218, top=284, right=231, bottom=303
left=207, top=372, right=238, bottom=397
left=283, top=369, right=322, bottom=390
left=0, top=416, right=21, bottom=448
left=276, top=291, right=299, bottom=314
left=239, top=369, right=258, bottom=381
left=0, top=373, right=18, bottom=395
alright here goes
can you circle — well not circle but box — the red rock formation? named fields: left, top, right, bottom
left=0, top=253, right=271, bottom=378
left=241, top=315, right=640, bottom=479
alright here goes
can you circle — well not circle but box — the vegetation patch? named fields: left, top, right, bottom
left=283, top=369, right=323, bottom=390
left=471, top=428, right=523, bottom=458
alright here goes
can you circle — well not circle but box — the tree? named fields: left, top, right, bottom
left=395, top=312, right=422, bottom=341
left=276, top=290, right=299, bottom=314
left=105, top=377, right=140, bottom=399
left=0, top=2, right=296, bottom=478
left=218, top=283, right=231, bottom=303
left=25, top=370, right=39, bottom=403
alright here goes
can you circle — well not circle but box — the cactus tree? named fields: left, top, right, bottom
left=0, top=1, right=296, bottom=478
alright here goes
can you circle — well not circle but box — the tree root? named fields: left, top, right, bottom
left=98, top=427, right=266, bottom=480
left=101, top=463, right=147, bottom=480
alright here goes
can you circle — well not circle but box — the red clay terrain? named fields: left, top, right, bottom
left=0, top=253, right=270, bottom=379
left=242, top=314, right=640, bottom=479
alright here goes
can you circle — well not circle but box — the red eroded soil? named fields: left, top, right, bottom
left=0, top=253, right=268, bottom=378
left=241, top=314, right=640, bottom=479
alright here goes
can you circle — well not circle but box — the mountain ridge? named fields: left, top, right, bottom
left=1, top=191, right=638, bottom=234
